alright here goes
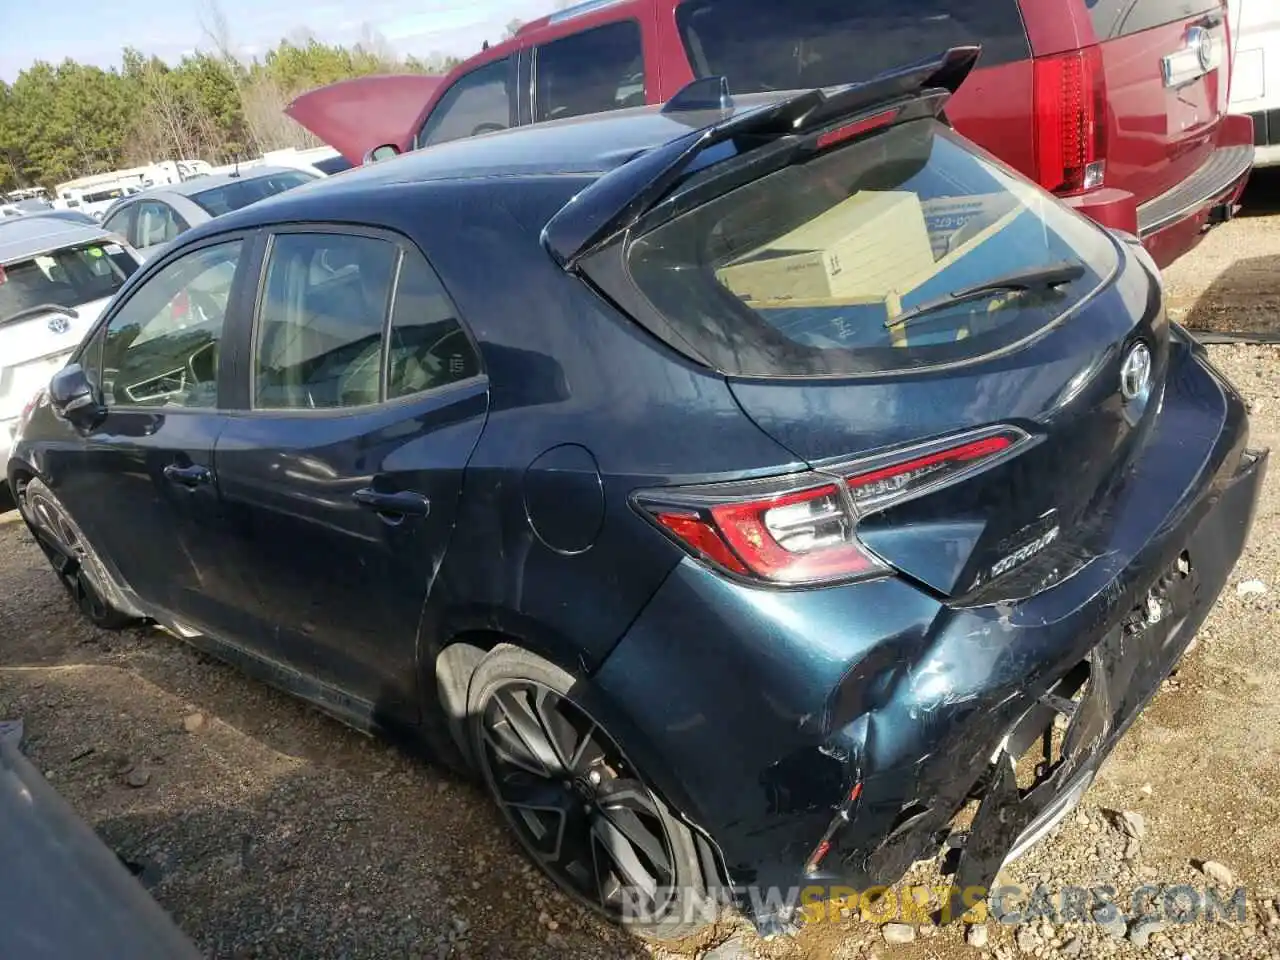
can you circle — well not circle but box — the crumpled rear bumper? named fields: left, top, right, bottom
left=954, top=441, right=1266, bottom=904
left=595, top=333, right=1265, bottom=927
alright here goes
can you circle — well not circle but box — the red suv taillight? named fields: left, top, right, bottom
left=1032, top=45, right=1107, bottom=196
left=635, top=426, right=1033, bottom=587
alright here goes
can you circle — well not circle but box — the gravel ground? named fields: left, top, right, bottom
left=4, top=174, right=1280, bottom=960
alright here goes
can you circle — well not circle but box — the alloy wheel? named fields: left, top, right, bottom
left=475, top=680, right=678, bottom=923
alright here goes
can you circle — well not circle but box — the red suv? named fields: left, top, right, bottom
left=290, top=0, right=1253, bottom=268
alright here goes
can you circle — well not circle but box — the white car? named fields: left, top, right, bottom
left=0, top=218, right=143, bottom=472
left=1230, top=0, right=1280, bottom=167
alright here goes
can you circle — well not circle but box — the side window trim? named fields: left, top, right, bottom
left=83, top=230, right=258, bottom=415
left=241, top=223, right=486, bottom=417
left=379, top=248, right=407, bottom=403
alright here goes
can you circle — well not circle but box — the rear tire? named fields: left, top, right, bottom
left=16, top=476, right=139, bottom=630
left=467, top=644, right=718, bottom=940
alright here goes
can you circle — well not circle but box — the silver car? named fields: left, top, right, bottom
left=100, top=166, right=320, bottom=261
left=0, top=218, right=144, bottom=471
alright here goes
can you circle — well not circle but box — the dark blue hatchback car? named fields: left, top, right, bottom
left=6, top=49, right=1266, bottom=938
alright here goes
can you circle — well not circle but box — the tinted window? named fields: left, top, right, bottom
left=101, top=205, right=132, bottom=238
left=387, top=253, right=481, bottom=399
left=675, top=0, right=1029, bottom=91
left=0, top=241, right=139, bottom=322
left=1084, top=0, right=1220, bottom=39
left=535, top=21, right=646, bottom=122
left=99, top=241, right=240, bottom=409
left=419, top=59, right=514, bottom=147
left=313, top=155, right=353, bottom=175
left=255, top=233, right=397, bottom=409
left=134, top=201, right=189, bottom=248
left=82, top=187, right=129, bottom=204
left=625, top=119, right=1117, bottom=377
left=191, top=171, right=317, bottom=217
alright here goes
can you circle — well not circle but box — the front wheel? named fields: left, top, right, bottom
left=16, top=476, right=140, bottom=630
left=467, top=645, right=718, bottom=940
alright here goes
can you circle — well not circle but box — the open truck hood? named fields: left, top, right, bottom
left=285, top=74, right=445, bottom=164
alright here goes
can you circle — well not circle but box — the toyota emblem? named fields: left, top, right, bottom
left=1120, top=342, right=1152, bottom=402
left=46, top=315, right=71, bottom=335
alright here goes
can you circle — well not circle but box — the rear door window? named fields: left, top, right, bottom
left=419, top=59, right=516, bottom=147
left=254, top=233, right=397, bottom=410
left=675, top=0, right=1030, bottom=91
left=534, top=21, right=646, bottom=122
left=386, top=253, right=481, bottom=399
left=253, top=232, right=481, bottom=408
left=135, top=201, right=189, bottom=248
left=624, top=118, right=1118, bottom=377
left=102, top=205, right=133, bottom=240
left=1085, top=0, right=1221, bottom=40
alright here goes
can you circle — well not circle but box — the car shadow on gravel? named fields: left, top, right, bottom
left=1238, top=167, right=1280, bottom=219
left=1179, top=251, right=1280, bottom=338
left=0, top=513, right=671, bottom=960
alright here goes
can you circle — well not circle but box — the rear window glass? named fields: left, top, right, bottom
left=675, top=0, right=1030, bottom=92
left=626, top=119, right=1118, bottom=377
left=1085, top=0, right=1221, bottom=40
left=0, top=242, right=138, bottom=323
left=191, top=171, right=317, bottom=217
left=535, top=20, right=646, bottom=122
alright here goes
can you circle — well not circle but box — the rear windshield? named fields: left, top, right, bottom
left=0, top=241, right=138, bottom=324
left=674, top=0, right=1030, bottom=92
left=191, top=170, right=317, bottom=217
left=626, top=118, right=1119, bottom=377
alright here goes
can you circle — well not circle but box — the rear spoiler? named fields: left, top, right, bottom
left=542, top=45, right=981, bottom=269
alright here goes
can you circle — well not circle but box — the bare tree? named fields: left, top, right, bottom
left=356, top=22, right=399, bottom=67
left=240, top=74, right=318, bottom=153
left=505, top=18, right=524, bottom=38
left=197, top=0, right=241, bottom=67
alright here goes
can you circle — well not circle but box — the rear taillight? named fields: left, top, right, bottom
left=635, top=426, right=1033, bottom=586
left=1033, top=46, right=1107, bottom=196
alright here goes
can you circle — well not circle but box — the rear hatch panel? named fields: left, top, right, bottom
left=570, top=57, right=1169, bottom=600
left=728, top=252, right=1167, bottom=597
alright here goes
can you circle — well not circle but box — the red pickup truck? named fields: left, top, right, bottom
left=289, top=0, right=1254, bottom=268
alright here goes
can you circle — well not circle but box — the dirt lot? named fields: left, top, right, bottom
left=5, top=173, right=1280, bottom=960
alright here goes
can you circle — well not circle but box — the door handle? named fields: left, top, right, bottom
left=163, top=463, right=213, bottom=487
left=352, top=488, right=431, bottom=520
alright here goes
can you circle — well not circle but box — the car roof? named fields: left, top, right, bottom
left=183, top=94, right=795, bottom=236
left=155, top=165, right=315, bottom=199
left=0, top=217, right=114, bottom=264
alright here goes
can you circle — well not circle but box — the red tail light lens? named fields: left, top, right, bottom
left=636, top=427, right=1032, bottom=586
left=845, top=433, right=1018, bottom=508
left=710, top=484, right=880, bottom=583
left=655, top=511, right=749, bottom=575
left=646, top=483, right=882, bottom=585
left=1032, top=46, right=1107, bottom=195
left=815, top=109, right=898, bottom=151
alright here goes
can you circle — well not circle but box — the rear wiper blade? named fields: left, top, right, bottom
left=884, top=261, right=1086, bottom=330
left=0, top=303, right=79, bottom=328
